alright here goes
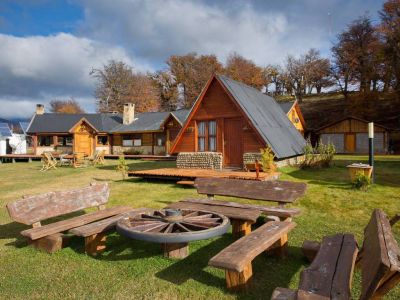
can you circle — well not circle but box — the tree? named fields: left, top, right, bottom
left=284, top=55, right=306, bottom=102
left=49, top=98, right=85, bottom=113
left=302, top=49, right=332, bottom=94
left=91, top=60, right=161, bottom=113
left=331, top=16, right=382, bottom=95
left=152, top=70, right=179, bottom=111
left=91, top=60, right=133, bottom=112
left=379, top=0, right=400, bottom=93
left=225, top=53, right=265, bottom=89
left=167, top=53, right=223, bottom=108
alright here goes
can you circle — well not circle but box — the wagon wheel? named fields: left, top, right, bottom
left=125, top=210, right=224, bottom=234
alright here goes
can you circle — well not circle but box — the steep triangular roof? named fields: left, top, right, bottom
left=171, top=74, right=306, bottom=159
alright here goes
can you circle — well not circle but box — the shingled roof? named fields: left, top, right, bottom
left=27, top=113, right=122, bottom=133
left=111, top=111, right=170, bottom=132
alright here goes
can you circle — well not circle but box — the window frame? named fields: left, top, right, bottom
left=197, top=120, right=217, bottom=152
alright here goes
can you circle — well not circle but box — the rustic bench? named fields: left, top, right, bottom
left=6, top=182, right=145, bottom=254
left=271, top=209, right=400, bottom=300
left=209, top=221, right=296, bottom=291
left=167, top=177, right=302, bottom=238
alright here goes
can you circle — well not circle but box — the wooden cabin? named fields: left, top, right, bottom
left=26, top=104, right=188, bottom=156
left=278, top=101, right=306, bottom=135
left=170, top=75, right=306, bottom=167
left=316, top=117, right=389, bottom=154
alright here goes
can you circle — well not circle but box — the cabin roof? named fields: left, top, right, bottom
left=171, top=109, right=190, bottom=125
left=217, top=75, right=305, bottom=159
left=278, top=101, right=295, bottom=114
left=27, top=113, right=122, bottom=133
left=111, top=111, right=170, bottom=132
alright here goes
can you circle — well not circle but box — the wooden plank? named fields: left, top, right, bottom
left=298, top=234, right=358, bottom=300
left=360, top=209, right=400, bottom=300
left=209, top=221, right=296, bottom=272
left=194, top=177, right=307, bottom=203
left=166, top=202, right=261, bottom=223
left=21, top=206, right=132, bottom=240
left=70, top=208, right=154, bottom=237
left=7, top=182, right=110, bottom=225
left=182, top=199, right=301, bottom=218
left=271, top=288, right=297, bottom=300
left=176, top=180, right=195, bottom=186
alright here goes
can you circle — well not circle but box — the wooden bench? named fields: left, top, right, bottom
left=167, top=177, right=303, bottom=238
left=271, top=209, right=400, bottom=300
left=209, top=221, right=296, bottom=291
left=6, top=182, right=144, bottom=254
left=194, top=177, right=307, bottom=207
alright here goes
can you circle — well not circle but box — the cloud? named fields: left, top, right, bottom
left=0, top=32, right=148, bottom=118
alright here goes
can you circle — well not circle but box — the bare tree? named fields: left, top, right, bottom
left=50, top=98, right=85, bottom=113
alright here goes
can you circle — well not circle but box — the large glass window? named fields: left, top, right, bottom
left=57, top=135, right=73, bottom=146
left=197, top=120, right=216, bottom=152
left=38, top=136, right=52, bottom=146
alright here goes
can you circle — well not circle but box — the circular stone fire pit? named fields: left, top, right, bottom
left=116, top=209, right=230, bottom=258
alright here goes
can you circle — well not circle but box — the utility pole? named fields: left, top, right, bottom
left=368, top=122, right=374, bottom=183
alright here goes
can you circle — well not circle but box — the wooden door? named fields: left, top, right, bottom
left=345, top=133, right=356, bottom=153
left=224, top=118, right=243, bottom=167
left=73, top=123, right=93, bottom=156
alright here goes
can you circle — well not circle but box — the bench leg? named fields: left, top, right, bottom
left=231, top=220, right=252, bottom=238
left=163, top=242, right=189, bottom=259
left=225, top=263, right=253, bottom=291
left=85, top=233, right=107, bottom=256
left=302, top=240, right=321, bottom=262
left=267, top=234, right=288, bottom=258
left=28, top=233, right=66, bottom=253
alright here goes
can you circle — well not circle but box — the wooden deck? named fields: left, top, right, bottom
left=128, top=168, right=280, bottom=181
left=0, top=154, right=176, bottom=163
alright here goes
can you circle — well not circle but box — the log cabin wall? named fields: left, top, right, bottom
left=318, top=119, right=386, bottom=134
left=172, top=78, right=264, bottom=166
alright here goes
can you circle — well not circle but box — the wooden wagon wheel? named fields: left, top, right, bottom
left=117, top=209, right=230, bottom=259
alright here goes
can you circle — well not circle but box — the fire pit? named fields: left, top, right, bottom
left=116, top=209, right=230, bottom=258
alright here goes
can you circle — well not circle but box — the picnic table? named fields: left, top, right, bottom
left=116, top=209, right=230, bottom=258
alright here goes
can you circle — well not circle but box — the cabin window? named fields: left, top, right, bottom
left=208, top=120, right=216, bottom=152
left=155, top=133, right=165, bottom=146
left=198, top=121, right=206, bottom=151
left=38, top=136, right=52, bottom=147
left=197, top=120, right=217, bottom=152
left=57, top=135, right=73, bottom=146
left=122, top=135, right=133, bottom=147
left=97, top=135, right=109, bottom=146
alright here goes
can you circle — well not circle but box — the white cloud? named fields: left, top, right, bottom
left=79, top=0, right=328, bottom=66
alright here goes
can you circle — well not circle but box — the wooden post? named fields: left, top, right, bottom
left=163, top=243, right=189, bottom=259
left=32, top=135, right=38, bottom=155
left=267, top=234, right=288, bottom=258
left=231, top=220, right=252, bottom=238
left=53, top=135, right=58, bottom=147
left=255, top=159, right=260, bottom=179
left=152, top=133, right=155, bottom=155
left=85, top=233, right=107, bottom=256
left=28, top=233, right=65, bottom=253
left=225, top=263, right=253, bottom=291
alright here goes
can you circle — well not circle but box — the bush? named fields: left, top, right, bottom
left=123, top=150, right=143, bottom=155
left=352, top=171, right=371, bottom=191
left=116, top=155, right=129, bottom=180
left=301, top=138, right=336, bottom=169
left=259, top=145, right=276, bottom=173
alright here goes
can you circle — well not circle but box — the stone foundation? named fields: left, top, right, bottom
left=176, top=152, right=222, bottom=170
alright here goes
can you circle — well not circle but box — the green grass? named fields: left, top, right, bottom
left=0, top=156, right=399, bottom=299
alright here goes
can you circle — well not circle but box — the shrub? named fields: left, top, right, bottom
left=352, top=171, right=371, bottom=191
left=116, top=155, right=129, bottom=180
left=301, top=139, right=336, bottom=169
left=259, top=145, right=276, bottom=173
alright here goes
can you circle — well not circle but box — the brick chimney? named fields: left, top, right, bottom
left=123, top=103, right=135, bottom=125
left=36, top=104, right=45, bottom=115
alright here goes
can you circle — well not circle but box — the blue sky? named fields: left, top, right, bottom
left=0, top=0, right=385, bottom=119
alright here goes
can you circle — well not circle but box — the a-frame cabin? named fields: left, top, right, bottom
left=170, top=74, right=305, bottom=167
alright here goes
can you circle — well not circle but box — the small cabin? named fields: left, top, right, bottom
left=170, top=74, right=306, bottom=167
left=26, top=104, right=189, bottom=156
left=278, top=101, right=306, bottom=135
left=316, top=117, right=389, bottom=154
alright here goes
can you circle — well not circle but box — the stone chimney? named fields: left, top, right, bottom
left=123, top=103, right=135, bottom=125
left=36, top=104, right=45, bottom=115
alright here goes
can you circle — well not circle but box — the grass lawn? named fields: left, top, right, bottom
left=0, top=156, right=399, bottom=299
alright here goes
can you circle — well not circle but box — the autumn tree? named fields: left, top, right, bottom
left=331, top=16, right=382, bottom=95
left=49, top=98, right=85, bottom=113
left=225, top=53, right=266, bottom=89
left=91, top=60, right=160, bottom=113
left=302, top=49, right=332, bottom=94
left=284, top=55, right=306, bottom=102
left=152, top=70, right=179, bottom=111
left=167, top=53, right=223, bottom=108
left=379, top=0, right=400, bottom=92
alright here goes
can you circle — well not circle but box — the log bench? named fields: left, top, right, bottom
left=209, top=221, right=296, bottom=291
left=6, top=182, right=149, bottom=255
left=271, top=209, right=400, bottom=300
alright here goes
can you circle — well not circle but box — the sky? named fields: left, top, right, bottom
left=0, top=0, right=385, bottom=119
